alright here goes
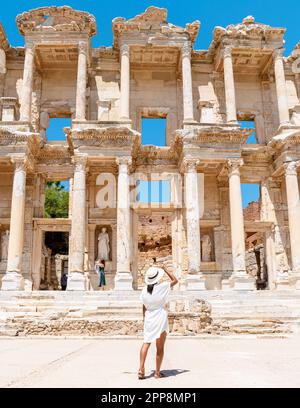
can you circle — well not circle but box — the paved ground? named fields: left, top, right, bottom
left=0, top=336, right=300, bottom=388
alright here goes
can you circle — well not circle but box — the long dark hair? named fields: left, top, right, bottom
left=147, top=283, right=156, bottom=294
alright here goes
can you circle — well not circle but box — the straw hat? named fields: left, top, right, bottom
left=144, top=266, right=165, bottom=285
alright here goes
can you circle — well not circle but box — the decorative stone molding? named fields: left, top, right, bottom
left=16, top=6, right=96, bottom=37
left=176, top=125, right=251, bottom=146
left=67, top=126, right=140, bottom=149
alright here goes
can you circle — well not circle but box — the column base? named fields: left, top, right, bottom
left=67, top=272, right=89, bottom=291
left=229, top=274, right=256, bottom=290
left=288, top=273, right=300, bottom=290
left=275, top=272, right=291, bottom=290
left=1, top=272, right=24, bottom=291
left=185, top=274, right=206, bottom=291
left=114, top=272, right=133, bottom=291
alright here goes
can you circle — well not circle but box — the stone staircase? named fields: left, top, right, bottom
left=0, top=290, right=299, bottom=337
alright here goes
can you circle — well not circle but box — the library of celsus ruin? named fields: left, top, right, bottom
left=0, top=5, right=300, bottom=293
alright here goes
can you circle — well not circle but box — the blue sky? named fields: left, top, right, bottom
left=3, top=0, right=294, bottom=207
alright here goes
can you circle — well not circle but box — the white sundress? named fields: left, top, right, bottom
left=140, top=281, right=171, bottom=343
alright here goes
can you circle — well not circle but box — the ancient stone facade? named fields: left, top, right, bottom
left=0, top=6, right=300, bottom=292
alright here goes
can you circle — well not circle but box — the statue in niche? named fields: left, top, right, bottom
left=97, top=227, right=110, bottom=261
left=201, top=235, right=212, bottom=262
left=1, top=230, right=9, bottom=261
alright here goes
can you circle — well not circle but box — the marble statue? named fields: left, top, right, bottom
left=97, top=227, right=110, bottom=261
left=201, top=235, right=212, bottom=262
left=1, top=230, right=9, bottom=261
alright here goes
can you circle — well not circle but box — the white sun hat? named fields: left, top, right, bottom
left=145, top=266, right=165, bottom=285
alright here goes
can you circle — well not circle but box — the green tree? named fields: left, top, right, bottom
left=44, top=181, right=69, bottom=218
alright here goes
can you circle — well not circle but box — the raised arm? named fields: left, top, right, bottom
left=157, top=263, right=178, bottom=288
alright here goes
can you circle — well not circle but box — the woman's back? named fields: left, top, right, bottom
left=140, top=281, right=170, bottom=311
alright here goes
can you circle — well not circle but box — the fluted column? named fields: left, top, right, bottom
left=227, top=159, right=255, bottom=290
left=182, top=42, right=194, bottom=122
left=19, top=44, right=35, bottom=122
left=120, top=44, right=130, bottom=120
left=68, top=154, right=89, bottom=290
left=1, top=155, right=28, bottom=290
left=114, top=157, right=133, bottom=290
left=75, top=41, right=87, bottom=121
left=274, top=49, right=290, bottom=126
left=285, top=161, right=300, bottom=287
left=223, top=46, right=237, bottom=123
left=183, top=159, right=205, bottom=290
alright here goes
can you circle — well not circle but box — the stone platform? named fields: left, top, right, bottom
left=1, top=290, right=300, bottom=337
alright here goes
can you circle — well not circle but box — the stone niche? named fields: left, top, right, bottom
left=0, top=226, right=9, bottom=284
left=89, top=224, right=115, bottom=290
left=200, top=228, right=221, bottom=290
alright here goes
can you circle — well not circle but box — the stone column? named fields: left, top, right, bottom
left=120, top=44, right=130, bottom=120
left=68, top=154, right=89, bottom=290
left=1, top=155, right=28, bottom=290
left=285, top=161, right=300, bottom=288
left=114, top=157, right=133, bottom=290
left=274, top=49, right=290, bottom=126
left=227, top=159, right=255, bottom=290
left=223, top=46, right=237, bottom=123
left=75, top=41, right=87, bottom=121
left=182, top=42, right=194, bottom=122
left=19, top=44, right=35, bottom=122
left=183, top=159, right=205, bottom=290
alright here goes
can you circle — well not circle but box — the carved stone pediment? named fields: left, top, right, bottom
left=112, top=6, right=200, bottom=48
left=16, top=6, right=96, bottom=37
left=67, top=126, right=141, bottom=149
left=213, top=16, right=285, bottom=43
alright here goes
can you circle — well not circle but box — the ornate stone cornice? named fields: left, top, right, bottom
left=16, top=6, right=96, bottom=37
left=175, top=125, right=252, bottom=146
left=67, top=126, right=141, bottom=149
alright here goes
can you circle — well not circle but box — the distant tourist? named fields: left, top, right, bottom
left=138, top=263, right=178, bottom=379
left=95, top=259, right=106, bottom=289
left=61, top=273, right=68, bottom=291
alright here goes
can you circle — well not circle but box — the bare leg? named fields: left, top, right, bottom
left=155, top=331, right=167, bottom=378
left=139, top=342, right=151, bottom=377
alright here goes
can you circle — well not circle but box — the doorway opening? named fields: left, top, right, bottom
left=137, top=214, right=172, bottom=288
left=39, top=231, right=69, bottom=290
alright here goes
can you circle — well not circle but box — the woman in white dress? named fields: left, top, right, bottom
left=138, top=263, right=178, bottom=379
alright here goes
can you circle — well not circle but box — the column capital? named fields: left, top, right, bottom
left=120, top=43, right=130, bottom=57
left=116, top=156, right=132, bottom=169
left=285, top=161, right=300, bottom=176
left=78, top=41, right=88, bottom=55
left=10, top=154, right=30, bottom=172
left=181, top=158, right=200, bottom=173
left=181, top=42, right=192, bottom=58
left=25, top=42, right=36, bottom=52
left=223, top=45, right=233, bottom=58
left=227, top=158, right=244, bottom=176
left=273, top=48, right=284, bottom=60
left=72, top=154, right=88, bottom=172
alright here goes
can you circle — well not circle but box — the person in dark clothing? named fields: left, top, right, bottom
left=61, top=273, right=68, bottom=290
